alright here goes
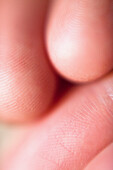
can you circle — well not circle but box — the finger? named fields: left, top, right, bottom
left=3, top=72, right=113, bottom=170
left=85, top=143, right=113, bottom=170
left=46, top=0, right=113, bottom=82
left=0, top=0, right=57, bottom=122
left=0, top=123, right=29, bottom=163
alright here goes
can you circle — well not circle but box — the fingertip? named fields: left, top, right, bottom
left=46, top=0, right=113, bottom=82
left=0, top=0, right=57, bottom=123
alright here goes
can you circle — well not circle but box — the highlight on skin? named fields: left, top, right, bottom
left=0, top=1, right=113, bottom=170
left=0, top=0, right=57, bottom=122
left=2, top=72, right=113, bottom=170
left=46, top=0, right=113, bottom=82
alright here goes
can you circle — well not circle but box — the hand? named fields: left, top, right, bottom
left=1, top=0, right=113, bottom=170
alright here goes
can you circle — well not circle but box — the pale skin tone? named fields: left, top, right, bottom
left=0, top=0, right=113, bottom=170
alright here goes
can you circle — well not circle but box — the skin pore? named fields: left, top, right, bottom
left=0, top=0, right=113, bottom=170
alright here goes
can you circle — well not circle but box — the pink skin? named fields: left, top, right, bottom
left=86, top=143, right=113, bottom=170
left=2, top=73, right=113, bottom=170
left=46, top=0, right=113, bottom=82
left=0, top=0, right=57, bottom=122
left=1, top=0, right=113, bottom=170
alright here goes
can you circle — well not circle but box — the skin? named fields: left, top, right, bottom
left=0, top=0, right=57, bottom=122
left=0, top=0, right=113, bottom=170
left=47, top=0, right=113, bottom=82
left=86, top=143, right=113, bottom=170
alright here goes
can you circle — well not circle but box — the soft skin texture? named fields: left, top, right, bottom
left=1, top=73, right=113, bottom=170
left=46, top=0, right=113, bottom=82
left=0, top=0, right=113, bottom=170
left=0, top=0, right=57, bottom=122
left=85, top=143, right=113, bottom=170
